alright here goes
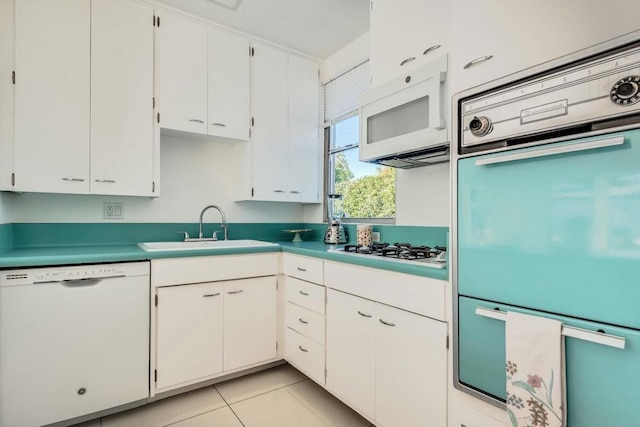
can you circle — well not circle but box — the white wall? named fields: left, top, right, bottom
left=9, top=134, right=305, bottom=223
left=395, top=163, right=450, bottom=226
left=0, top=193, right=10, bottom=224
left=321, top=32, right=369, bottom=84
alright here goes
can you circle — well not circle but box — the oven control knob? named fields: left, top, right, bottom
left=469, top=116, right=493, bottom=137
left=610, top=76, right=640, bottom=106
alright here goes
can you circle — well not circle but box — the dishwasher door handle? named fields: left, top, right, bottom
left=33, top=275, right=126, bottom=286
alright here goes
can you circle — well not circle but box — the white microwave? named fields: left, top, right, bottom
left=359, top=55, right=449, bottom=168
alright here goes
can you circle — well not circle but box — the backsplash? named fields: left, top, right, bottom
left=2, top=222, right=448, bottom=249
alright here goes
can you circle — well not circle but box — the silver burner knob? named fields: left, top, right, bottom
left=610, top=76, right=640, bottom=106
left=469, top=116, right=493, bottom=137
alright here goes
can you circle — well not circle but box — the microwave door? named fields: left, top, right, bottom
left=359, top=72, right=447, bottom=162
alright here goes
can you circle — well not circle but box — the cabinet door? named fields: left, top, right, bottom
left=224, top=276, right=277, bottom=371
left=14, top=0, right=90, bottom=193
left=90, top=0, right=155, bottom=196
left=288, top=55, right=320, bottom=203
left=370, top=0, right=449, bottom=86
left=326, top=289, right=376, bottom=419
left=156, top=282, right=224, bottom=390
left=375, top=304, right=447, bottom=427
left=450, top=0, right=640, bottom=94
left=251, top=43, right=289, bottom=201
left=157, top=12, right=207, bottom=134
left=208, top=28, right=250, bottom=141
left=0, top=0, right=14, bottom=190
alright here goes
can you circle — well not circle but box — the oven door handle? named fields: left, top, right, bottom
left=474, top=135, right=624, bottom=166
left=475, top=307, right=626, bottom=349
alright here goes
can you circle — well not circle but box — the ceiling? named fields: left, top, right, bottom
left=154, top=0, right=370, bottom=59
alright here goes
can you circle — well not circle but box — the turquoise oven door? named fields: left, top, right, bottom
left=457, top=130, right=640, bottom=328
left=459, top=297, right=640, bottom=426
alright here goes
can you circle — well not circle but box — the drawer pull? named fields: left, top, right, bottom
left=94, top=179, right=116, bottom=183
left=298, top=318, right=309, bottom=325
left=463, top=55, right=494, bottom=70
left=296, top=267, right=307, bottom=272
left=357, top=311, right=372, bottom=318
left=298, top=345, right=309, bottom=353
left=211, top=122, right=227, bottom=127
left=62, top=177, right=85, bottom=182
left=400, top=56, right=416, bottom=66
left=203, top=293, right=220, bottom=297
left=423, top=44, right=441, bottom=56
left=379, top=319, right=396, bottom=327
left=189, top=119, right=205, bottom=123
left=299, top=290, right=309, bottom=296
left=227, top=290, right=244, bottom=295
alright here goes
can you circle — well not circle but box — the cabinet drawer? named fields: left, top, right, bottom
left=286, top=277, right=325, bottom=315
left=285, top=328, right=325, bottom=385
left=286, top=302, right=325, bottom=346
left=283, top=254, right=323, bottom=284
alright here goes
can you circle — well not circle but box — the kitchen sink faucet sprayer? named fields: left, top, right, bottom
left=199, top=205, right=228, bottom=240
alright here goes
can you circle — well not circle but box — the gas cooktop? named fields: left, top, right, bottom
left=330, top=242, right=447, bottom=269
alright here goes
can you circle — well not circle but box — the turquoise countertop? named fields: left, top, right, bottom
left=0, top=241, right=448, bottom=281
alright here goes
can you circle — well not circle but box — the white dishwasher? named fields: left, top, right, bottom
left=0, top=262, right=150, bottom=427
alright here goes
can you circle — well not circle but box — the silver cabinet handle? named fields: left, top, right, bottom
left=379, top=319, right=396, bottom=327
left=299, top=290, right=309, bottom=296
left=94, top=179, right=115, bottom=183
left=357, top=311, right=373, bottom=318
left=298, top=318, right=309, bottom=324
left=211, top=122, right=227, bottom=127
left=178, top=231, right=190, bottom=240
left=463, top=55, right=494, bottom=70
left=290, top=190, right=301, bottom=194
left=274, top=190, right=286, bottom=193
left=400, top=57, right=416, bottom=66
left=189, top=119, right=204, bottom=123
left=62, top=177, right=85, bottom=182
left=203, top=293, right=220, bottom=297
left=298, top=345, right=308, bottom=353
left=297, top=267, right=307, bottom=272
left=423, top=44, right=441, bottom=55
left=227, top=290, right=244, bottom=295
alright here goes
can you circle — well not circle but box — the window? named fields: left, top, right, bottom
left=324, top=62, right=395, bottom=222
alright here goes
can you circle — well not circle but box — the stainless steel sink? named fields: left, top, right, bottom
left=137, top=240, right=278, bottom=252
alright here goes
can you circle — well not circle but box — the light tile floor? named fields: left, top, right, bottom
left=95, top=364, right=373, bottom=427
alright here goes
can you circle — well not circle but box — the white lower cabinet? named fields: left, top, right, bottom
left=326, top=288, right=447, bottom=427
left=223, top=277, right=277, bottom=371
left=156, top=282, right=224, bottom=390
left=152, top=255, right=279, bottom=394
left=326, top=290, right=376, bottom=418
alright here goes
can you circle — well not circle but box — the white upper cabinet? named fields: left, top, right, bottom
left=450, top=0, right=640, bottom=94
left=91, top=0, right=155, bottom=197
left=235, top=45, right=321, bottom=203
left=370, top=0, right=450, bottom=86
left=0, top=0, right=14, bottom=190
left=14, top=0, right=91, bottom=194
left=157, top=12, right=208, bottom=135
left=208, top=28, right=251, bottom=141
left=287, top=55, right=320, bottom=203
left=243, top=42, right=290, bottom=201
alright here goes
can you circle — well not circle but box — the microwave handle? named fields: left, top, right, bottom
left=429, top=71, right=446, bottom=131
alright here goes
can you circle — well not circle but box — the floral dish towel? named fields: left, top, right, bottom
left=505, top=311, right=566, bottom=427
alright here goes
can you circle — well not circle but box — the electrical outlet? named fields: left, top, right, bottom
left=372, top=231, right=381, bottom=243
left=104, top=202, right=124, bottom=220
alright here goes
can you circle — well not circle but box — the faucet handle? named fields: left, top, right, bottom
left=211, top=231, right=219, bottom=241
left=178, top=231, right=190, bottom=241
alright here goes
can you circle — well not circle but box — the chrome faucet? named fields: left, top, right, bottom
left=199, top=205, right=228, bottom=241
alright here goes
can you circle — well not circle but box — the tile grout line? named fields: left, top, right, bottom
left=216, top=377, right=310, bottom=406
left=214, top=385, right=246, bottom=427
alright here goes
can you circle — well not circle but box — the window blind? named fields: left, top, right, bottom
left=323, top=61, right=370, bottom=125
